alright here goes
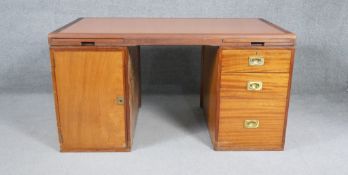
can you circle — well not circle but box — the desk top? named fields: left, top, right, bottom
left=49, top=18, right=295, bottom=46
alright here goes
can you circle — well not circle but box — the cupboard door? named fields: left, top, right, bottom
left=53, top=50, right=126, bottom=151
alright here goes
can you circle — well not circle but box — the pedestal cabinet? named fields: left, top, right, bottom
left=202, top=47, right=294, bottom=150
left=49, top=18, right=295, bottom=151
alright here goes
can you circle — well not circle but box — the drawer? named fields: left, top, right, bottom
left=218, top=116, right=284, bottom=149
left=220, top=73, right=289, bottom=99
left=218, top=98, right=287, bottom=149
left=221, top=49, right=291, bottom=73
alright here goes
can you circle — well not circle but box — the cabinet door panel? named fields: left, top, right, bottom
left=53, top=50, right=126, bottom=150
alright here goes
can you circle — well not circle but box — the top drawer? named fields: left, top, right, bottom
left=221, top=49, right=292, bottom=73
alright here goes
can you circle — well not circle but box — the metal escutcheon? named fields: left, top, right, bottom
left=116, top=96, right=124, bottom=105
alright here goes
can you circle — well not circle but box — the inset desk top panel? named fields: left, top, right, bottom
left=49, top=18, right=295, bottom=46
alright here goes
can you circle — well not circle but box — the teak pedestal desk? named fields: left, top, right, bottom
left=48, top=18, right=296, bottom=152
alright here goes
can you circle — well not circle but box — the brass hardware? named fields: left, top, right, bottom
left=247, top=81, right=263, bottom=91
left=116, top=96, right=124, bottom=105
left=244, top=120, right=260, bottom=128
left=249, top=56, right=264, bottom=66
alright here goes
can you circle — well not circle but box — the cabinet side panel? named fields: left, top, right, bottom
left=50, top=49, right=63, bottom=147
left=53, top=49, right=127, bottom=151
left=202, top=46, right=220, bottom=146
left=127, top=46, right=140, bottom=148
left=282, top=48, right=295, bottom=148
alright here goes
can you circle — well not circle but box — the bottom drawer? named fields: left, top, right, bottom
left=217, top=98, right=287, bottom=150
left=217, top=117, right=285, bottom=150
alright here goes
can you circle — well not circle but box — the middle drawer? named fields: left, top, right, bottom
left=220, top=73, right=289, bottom=99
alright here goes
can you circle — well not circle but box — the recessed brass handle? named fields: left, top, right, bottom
left=244, top=120, right=260, bottom=129
left=249, top=56, right=264, bottom=66
left=247, top=81, right=263, bottom=91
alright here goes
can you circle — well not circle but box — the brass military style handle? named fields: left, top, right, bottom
left=249, top=56, right=264, bottom=66
left=244, top=120, right=260, bottom=129
left=247, top=81, right=263, bottom=91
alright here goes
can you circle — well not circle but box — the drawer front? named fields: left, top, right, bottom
left=220, top=73, right=289, bottom=99
left=221, top=49, right=291, bottom=73
left=218, top=98, right=286, bottom=149
left=218, top=117, right=284, bottom=149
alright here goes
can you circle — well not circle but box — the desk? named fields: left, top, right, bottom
left=48, top=18, right=296, bottom=151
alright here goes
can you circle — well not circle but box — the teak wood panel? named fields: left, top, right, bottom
left=217, top=117, right=284, bottom=150
left=126, top=46, right=140, bottom=148
left=52, top=49, right=127, bottom=151
left=221, top=49, right=291, bottom=73
left=202, top=46, right=220, bottom=146
left=217, top=98, right=287, bottom=150
left=220, top=98, right=287, bottom=119
left=220, top=73, right=289, bottom=99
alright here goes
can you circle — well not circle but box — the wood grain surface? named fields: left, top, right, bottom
left=221, top=49, right=291, bottom=73
left=220, top=73, right=289, bottom=99
left=217, top=117, right=284, bottom=150
left=220, top=98, right=287, bottom=119
left=218, top=98, right=286, bottom=150
left=52, top=49, right=127, bottom=151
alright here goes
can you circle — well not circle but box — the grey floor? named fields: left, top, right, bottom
left=0, top=93, right=348, bottom=175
